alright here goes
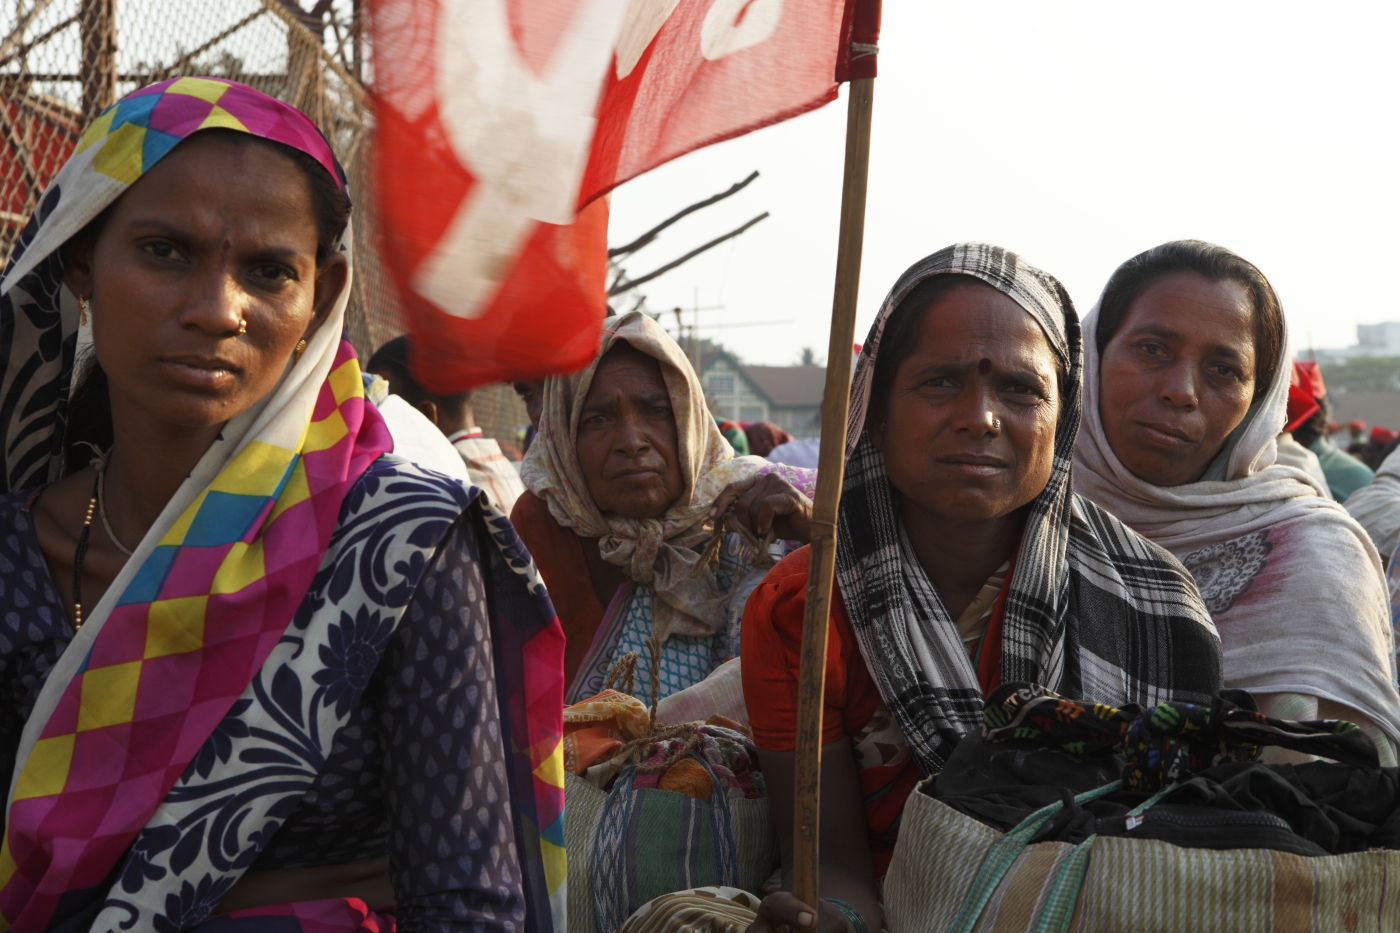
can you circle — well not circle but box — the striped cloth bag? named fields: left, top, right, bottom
left=884, top=684, right=1400, bottom=932
left=885, top=778, right=1400, bottom=932
left=564, top=747, right=776, bottom=933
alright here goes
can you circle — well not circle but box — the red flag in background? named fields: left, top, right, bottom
left=370, top=0, right=877, bottom=392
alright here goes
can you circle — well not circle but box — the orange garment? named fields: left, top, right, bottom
left=741, top=546, right=919, bottom=875
left=563, top=689, right=652, bottom=777
left=512, top=490, right=606, bottom=684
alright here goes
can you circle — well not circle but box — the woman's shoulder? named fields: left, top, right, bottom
left=331, top=455, right=483, bottom=551
left=745, top=545, right=814, bottom=608
left=1239, top=500, right=1387, bottom=605
left=510, top=488, right=557, bottom=541
left=350, top=453, right=477, bottom=510
left=741, top=545, right=854, bottom=638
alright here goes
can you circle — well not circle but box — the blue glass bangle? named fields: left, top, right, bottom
left=820, top=896, right=869, bottom=933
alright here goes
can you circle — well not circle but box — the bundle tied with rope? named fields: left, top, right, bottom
left=564, top=653, right=778, bottom=933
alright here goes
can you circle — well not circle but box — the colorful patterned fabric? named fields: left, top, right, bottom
left=981, top=682, right=1379, bottom=791
left=565, top=531, right=753, bottom=706
left=0, top=344, right=391, bottom=931
left=588, top=757, right=773, bottom=933
left=0, top=462, right=565, bottom=931
left=0, top=77, right=565, bottom=931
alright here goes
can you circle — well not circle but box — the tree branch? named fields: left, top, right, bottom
left=608, top=170, right=759, bottom=259
left=609, top=212, right=768, bottom=296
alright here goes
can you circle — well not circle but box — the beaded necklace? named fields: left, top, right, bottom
left=70, top=469, right=100, bottom=629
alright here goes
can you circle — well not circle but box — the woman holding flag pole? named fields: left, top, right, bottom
left=740, top=242, right=1224, bottom=932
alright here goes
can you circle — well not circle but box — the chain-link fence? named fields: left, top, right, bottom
left=2, top=0, right=529, bottom=445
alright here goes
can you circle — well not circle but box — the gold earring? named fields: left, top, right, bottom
left=293, top=338, right=308, bottom=362
left=78, top=296, right=88, bottom=327
left=237, top=319, right=248, bottom=336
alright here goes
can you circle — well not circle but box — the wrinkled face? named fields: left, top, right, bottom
left=576, top=344, right=685, bottom=520
left=873, top=282, right=1060, bottom=533
left=65, top=133, right=343, bottom=436
left=1099, top=271, right=1257, bottom=486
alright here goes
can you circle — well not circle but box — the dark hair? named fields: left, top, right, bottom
left=212, top=130, right=350, bottom=264
left=868, top=273, right=1068, bottom=422
left=869, top=274, right=984, bottom=422
left=366, top=335, right=470, bottom=415
left=61, top=129, right=351, bottom=472
left=1095, top=240, right=1284, bottom=398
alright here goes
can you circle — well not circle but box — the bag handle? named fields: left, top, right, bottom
left=1028, top=784, right=1174, bottom=933
left=1122, top=693, right=1379, bottom=791
left=946, top=780, right=1124, bottom=933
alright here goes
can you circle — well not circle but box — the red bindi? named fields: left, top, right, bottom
left=978, top=357, right=992, bottom=375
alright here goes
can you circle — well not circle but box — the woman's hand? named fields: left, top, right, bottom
left=710, top=473, right=813, bottom=543
left=746, top=892, right=854, bottom=933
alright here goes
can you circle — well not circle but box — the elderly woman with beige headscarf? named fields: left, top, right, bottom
left=513, top=311, right=815, bottom=707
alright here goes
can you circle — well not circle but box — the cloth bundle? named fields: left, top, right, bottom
left=562, top=688, right=763, bottom=799
left=562, top=689, right=776, bottom=933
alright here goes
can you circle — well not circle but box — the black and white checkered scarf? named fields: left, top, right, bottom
left=836, top=243, right=1223, bottom=777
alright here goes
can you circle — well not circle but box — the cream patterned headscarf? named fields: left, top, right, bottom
left=521, top=311, right=768, bottom=639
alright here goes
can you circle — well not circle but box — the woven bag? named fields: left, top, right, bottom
left=885, top=778, right=1400, bottom=933
left=564, top=762, right=776, bottom=933
left=883, top=684, right=1400, bottom=933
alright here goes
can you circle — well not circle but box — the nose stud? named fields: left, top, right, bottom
left=992, top=417, right=1002, bottom=430
left=237, top=319, right=248, bottom=336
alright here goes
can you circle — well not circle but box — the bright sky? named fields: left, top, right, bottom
left=609, top=2, right=1400, bottom=366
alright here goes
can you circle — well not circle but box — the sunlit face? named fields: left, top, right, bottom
left=872, top=282, right=1060, bottom=534
left=64, top=132, right=344, bottom=437
left=575, top=345, right=685, bottom=520
left=1099, top=271, right=1257, bottom=486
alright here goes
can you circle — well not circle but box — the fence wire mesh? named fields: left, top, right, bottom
left=1, top=0, right=529, bottom=446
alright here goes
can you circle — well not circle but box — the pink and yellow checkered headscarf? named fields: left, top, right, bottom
left=0, top=78, right=390, bottom=932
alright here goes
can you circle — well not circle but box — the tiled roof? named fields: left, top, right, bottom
left=745, top=365, right=825, bottom=408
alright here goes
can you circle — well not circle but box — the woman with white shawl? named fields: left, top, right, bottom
left=1074, top=239, right=1400, bottom=763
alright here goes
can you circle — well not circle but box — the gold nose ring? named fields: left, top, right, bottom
left=237, top=319, right=248, bottom=336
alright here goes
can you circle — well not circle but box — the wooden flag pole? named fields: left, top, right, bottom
left=792, top=73, right=875, bottom=912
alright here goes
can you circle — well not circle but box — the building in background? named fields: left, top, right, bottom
left=699, top=349, right=824, bottom=436
left=1310, top=322, right=1400, bottom=364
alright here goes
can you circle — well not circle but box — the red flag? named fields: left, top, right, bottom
left=370, top=0, right=878, bottom=392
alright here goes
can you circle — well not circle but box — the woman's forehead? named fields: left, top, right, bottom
left=906, top=286, right=1058, bottom=364
left=103, top=134, right=317, bottom=240
left=585, top=343, right=668, bottom=397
